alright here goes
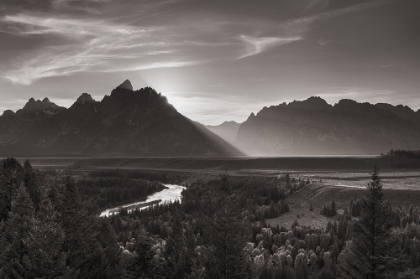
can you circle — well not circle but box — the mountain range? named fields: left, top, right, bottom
left=0, top=80, right=242, bottom=157
left=1, top=81, right=420, bottom=157
left=233, top=97, right=420, bottom=156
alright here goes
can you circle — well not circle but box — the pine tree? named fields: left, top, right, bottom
left=331, top=201, right=337, bottom=216
left=165, top=214, right=189, bottom=278
left=23, top=159, right=41, bottom=211
left=294, top=253, right=309, bottom=279
left=94, top=218, right=123, bottom=278
left=337, top=167, right=401, bottom=279
left=318, top=252, right=335, bottom=279
left=125, top=228, right=156, bottom=279
left=0, top=185, right=35, bottom=278
left=205, top=173, right=250, bottom=279
left=24, top=190, right=74, bottom=278
left=62, top=177, right=95, bottom=278
left=62, top=177, right=117, bottom=278
left=0, top=158, right=23, bottom=221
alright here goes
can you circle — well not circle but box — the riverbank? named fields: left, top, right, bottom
left=100, top=184, right=185, bottom=217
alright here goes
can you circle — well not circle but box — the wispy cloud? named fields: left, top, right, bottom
left=51, top=0, right=110, bottom=14
left=235, top=1, right=393, bottom=59
left=237, top=35, right=302, bottom=59
left=276, top=0, right=397, bottom=43
left=0, top=0, right=400, bottom=86
left=284, top=0, right=395, bottom=27
left=106, top=60, right=202, bottom=73
left=1, top=13, right=137, bottom=37
left=1, top=13, right=204, bottom=85
left=302, top=0, right=329, bottom=13
left=317, top=38, right=332, bottom=46
left=51, top=0, right=182, bottom=16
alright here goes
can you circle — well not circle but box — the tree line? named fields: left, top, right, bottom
left=1, top=158, right=419, bottom=278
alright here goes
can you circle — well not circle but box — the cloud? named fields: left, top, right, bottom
left=50, top=0, right=182, bottom=16
left=302, top=0, right=329, bottom=12
left=1, top=13, right=138, bottom=37
left=285, top=0, right=395, bottom=27
left=277, top=0, right=397, bottom=40
left=51, top=0, right=111, bottom=13
left=0, top=0, right=398, bottom=85
left=126, top=61, right=202, bottom=72
left=237, top=35, right=302, bottom=59
left=235, top=1, right=393, bottom=60
left=1, top=13, right=204, bottom=85
left=317, top=38, right=332, bottom=46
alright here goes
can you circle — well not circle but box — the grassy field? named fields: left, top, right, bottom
left=302, top=171, right=420, bottom=190
left=267, top=179, right=420, bottom=229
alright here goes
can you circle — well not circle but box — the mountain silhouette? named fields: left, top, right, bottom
left=0, top=80, right=242, bottom=157
left=235, top=97, right=420, bottom=156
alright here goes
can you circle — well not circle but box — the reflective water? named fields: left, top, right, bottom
left=100, top=184, right=185, bottom=217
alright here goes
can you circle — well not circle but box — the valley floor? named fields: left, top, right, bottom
left=267, top=181, right=420, bottom=229
left=16, top=156, right=420, bottom=230
left=13, top=155, right=419, bottom=173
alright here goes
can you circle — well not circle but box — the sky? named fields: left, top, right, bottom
left=0, top=0, right=419, bottom=125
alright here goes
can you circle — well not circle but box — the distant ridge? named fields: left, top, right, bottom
left=17, top=97, right=65, bottom=114
left=206, top=121, right=241, bottom=145
left=235, top=97, right=420, bottom=156
left=0, top=80, right=242, bottom=157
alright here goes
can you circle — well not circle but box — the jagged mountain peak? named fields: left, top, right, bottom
left=106, top=86, right=168, bottom=109
left=1, top=110, right=15, bottom=117
left=21, top=97, right=60, bottom=112
left=288, top=96, right=331, bottom=109
left=117, top=79, right=134, bottom=91
left=75, top=93, right=94, bottom=105
left=23, top=97, right=37, bottom=108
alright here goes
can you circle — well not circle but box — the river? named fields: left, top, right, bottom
left=100, top=184, right=185, bottom=217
